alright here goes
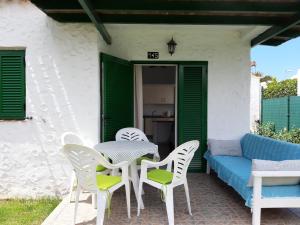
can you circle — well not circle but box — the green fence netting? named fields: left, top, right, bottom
left=289, top=96, right=300, bottom=130
left=262, top=96, right=300, bottom=131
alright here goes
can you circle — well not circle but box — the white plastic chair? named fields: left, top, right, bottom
left=61, top=132, right=84, bottom=202
left=61, top=132, right=84, bottom=146
left=116, top=128, right=157, bottom=168
left=137, top=140, right=199, bottom=225
left=116, top=127, right=149, bottom=142
left=62, top=144, right=131, bottom=225
left=61, top=132, right=108, bottom=204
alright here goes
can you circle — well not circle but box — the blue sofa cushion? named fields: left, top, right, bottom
left=204, top=152, right=252, bottom=204
left=204, top=151, right=300, bottom=207
left=241, top=133, right=300, bottom=161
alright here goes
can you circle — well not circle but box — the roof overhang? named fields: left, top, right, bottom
left=31, top=0, right=300, bottom=46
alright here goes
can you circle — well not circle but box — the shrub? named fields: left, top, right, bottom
left=256, top=122, right=275, bottom=138
left=262, top=78, right=297, bottom=99
left=255, top=122, right=300, bottom=144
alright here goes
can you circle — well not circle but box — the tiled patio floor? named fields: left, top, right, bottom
left=42, top=173, right=300, bottom=225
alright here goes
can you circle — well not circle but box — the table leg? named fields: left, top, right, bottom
left=111, top=168, right=119, bottom=176
left=111, top=160, right=121, bottom=176
left=130, top=160, right=144, bottom=209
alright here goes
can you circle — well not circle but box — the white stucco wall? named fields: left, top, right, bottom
left=0, top=1, right=250, bottom=198
left=250, top=74, right=262, bottom=131
left=0, top=2, right=100, bottom=198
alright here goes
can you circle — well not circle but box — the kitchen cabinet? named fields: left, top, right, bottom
left=143, top=84, right=175, bottom=104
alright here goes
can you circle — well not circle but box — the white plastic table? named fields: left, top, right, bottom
left=94, top=141, right=159, bottom=208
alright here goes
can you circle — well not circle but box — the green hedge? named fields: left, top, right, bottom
left=262, top=78, right=297, bottom=99
left=255, top=122, right=300, bottom=144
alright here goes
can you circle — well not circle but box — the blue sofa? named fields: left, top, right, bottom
left=204, top=133, right=300, bottom=207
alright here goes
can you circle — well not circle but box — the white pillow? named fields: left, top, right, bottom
left=209, top=139, right=242, bottom=156
left=248, top=159, right=300, bottom=187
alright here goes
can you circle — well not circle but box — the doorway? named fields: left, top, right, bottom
left=101, top=53, right=208, bottom=172
left=134, top=65, right=177, bottom=159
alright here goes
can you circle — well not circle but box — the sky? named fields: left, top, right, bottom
left=251, top=37, right=300, bottom=81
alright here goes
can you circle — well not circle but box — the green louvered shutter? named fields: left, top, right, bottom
left=178, top=64, right=207, bottom=172
left=0, top=50, right=26, bottom=120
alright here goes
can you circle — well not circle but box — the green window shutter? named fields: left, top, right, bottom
left=178, top=64, right=207, bottom=172
left=0, top=50, right=26, bottom=120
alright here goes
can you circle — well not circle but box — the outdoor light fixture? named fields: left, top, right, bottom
left=167, top=37, right=177, bottom=56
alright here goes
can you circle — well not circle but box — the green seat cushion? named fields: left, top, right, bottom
left=137, top=156, right=154, bottom=165
left=96, top=164, right=106, bottom=172
left=96, top=174, right=121, bottom=190
left=147, top=169, right=173, bottom=185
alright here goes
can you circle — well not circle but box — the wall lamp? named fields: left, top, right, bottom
left=167, top=37, right=177, bottom=56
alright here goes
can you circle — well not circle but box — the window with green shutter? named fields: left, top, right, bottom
left=0, top=50, right=26, bottom=120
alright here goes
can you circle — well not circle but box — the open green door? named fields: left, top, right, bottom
left=178, top=63, right=208, bottom=172
left=100, top=53, right=134, bottom=142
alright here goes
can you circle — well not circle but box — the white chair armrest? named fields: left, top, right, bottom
left=139, top=155, right=173, bottom=180
left=141, top=156, right=170, bottom=168
left=103, top=161, right=129, bottom=181
left=102, top=160, right=129, bottom=170
left=252, top=171, right=300, bottom=178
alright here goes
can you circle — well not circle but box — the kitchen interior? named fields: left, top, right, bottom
left=142, top=65, right=176, bottom=159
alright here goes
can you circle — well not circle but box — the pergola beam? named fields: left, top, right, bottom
left=33, top=1, right=300, bottom=13
left=99, top=14, right=283, bottom=26
left=78, top=0, right=111, bottom=45
left=45, top=12, right=286, bottom=26
left=31, top=0, right=300, bottom=46
left=94, top=1, right=300, bottom=12
left=251, top=12, right=300, bottom=46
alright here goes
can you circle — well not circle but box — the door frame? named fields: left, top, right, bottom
left=133, top=63, right=178, bottom=146
left=132, top=60, right=208, bottom=172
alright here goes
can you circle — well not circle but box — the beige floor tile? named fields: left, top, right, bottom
left=42, top=174, right=300, bottom=225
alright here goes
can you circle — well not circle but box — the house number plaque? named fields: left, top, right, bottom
left=147, top=52, right=159, bottom=59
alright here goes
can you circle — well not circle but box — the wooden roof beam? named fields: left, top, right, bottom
left=35, top=1, right=300, bottom=13
left=78, top=0, right=111, bottom=45
left=99, top=14, right=284, bottom=25
left=251, top=12, right=300, bottom=46
left=96, top=2, right=297, bottom=13
left=44, top=12, right=285, bottom=25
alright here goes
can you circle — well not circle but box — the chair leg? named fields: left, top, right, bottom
left=252, top=206, right=261, bottom=225
left=92, top=193, right=97, bottom=209
left=184, top=181, right=192, bottom=216
left=74, top=186, right=80, bottom=225
left=96, top=191, right=107, bottom=225
left=165, top=187, right=174, bottom=225
left=69, top=171, right=76, bottom=202
left=137, top=180, right=143, bottom=216
left=206, top=163, right=210, bottom=174
left=125, top=181, right=131, bottom=219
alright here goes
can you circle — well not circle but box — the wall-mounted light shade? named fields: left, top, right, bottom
left=167, top=37, right=177, bottom=56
